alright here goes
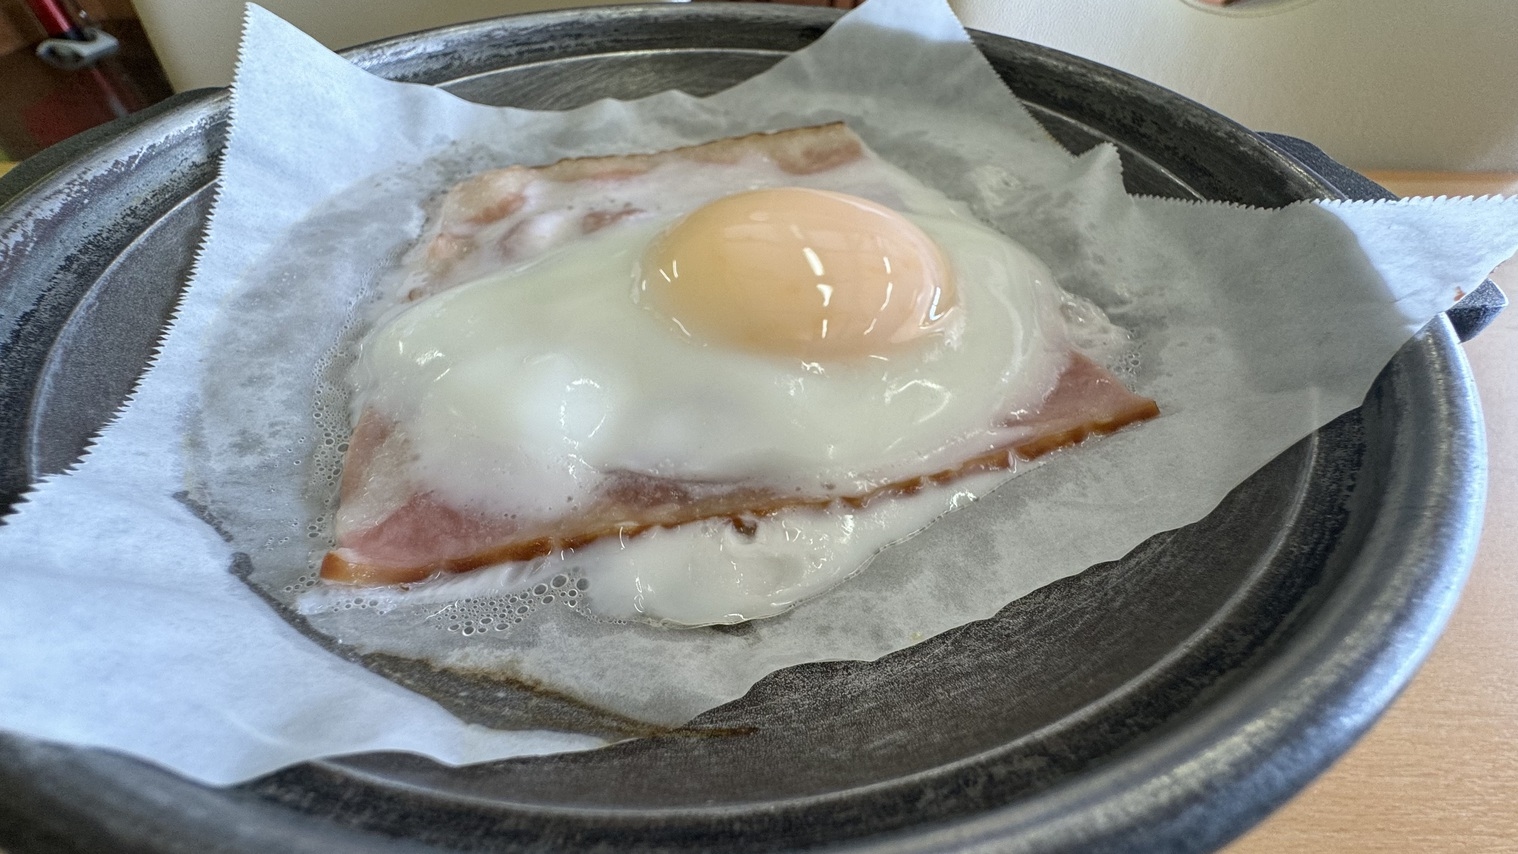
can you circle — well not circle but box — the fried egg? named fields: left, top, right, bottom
left=334, top=167, right=1079, bottom=626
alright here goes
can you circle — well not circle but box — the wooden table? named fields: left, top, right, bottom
left=1227, top=172, right=1518, bottom=852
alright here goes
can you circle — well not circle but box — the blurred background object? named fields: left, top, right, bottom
left=28, top=0, right=121, bottom=70
left=950, top=0, right=1518, bottom=172
left=0, top=0, right=171, bottom=161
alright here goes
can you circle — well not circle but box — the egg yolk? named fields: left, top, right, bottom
left=639, top=188, right=956, bottom=360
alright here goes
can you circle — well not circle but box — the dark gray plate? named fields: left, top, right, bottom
left=0, top=5, right=1501, bottom=853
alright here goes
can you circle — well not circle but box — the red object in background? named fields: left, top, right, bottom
left=0, top=16, right=173, bottom=161
left=25, top=0, right=88, bottom=40
left=19, top=63, right=143, bottom=148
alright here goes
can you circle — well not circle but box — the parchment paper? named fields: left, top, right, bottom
left=2, top=0, right=1517, bottom=786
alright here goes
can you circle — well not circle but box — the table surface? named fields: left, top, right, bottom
left=0, top=160, right=1511, bottom=852
left=1226, top=171, right=1518, bottom=852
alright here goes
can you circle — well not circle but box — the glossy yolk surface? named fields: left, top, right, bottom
left=639, top=188, right=956, bottom=360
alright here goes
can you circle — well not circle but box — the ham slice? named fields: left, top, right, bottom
left=399, top=123, right=867, bottom=303
left=321, top=124, right=1160, bottom=587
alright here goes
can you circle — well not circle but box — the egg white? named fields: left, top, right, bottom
left=338, top=177, right=1074, bottom=626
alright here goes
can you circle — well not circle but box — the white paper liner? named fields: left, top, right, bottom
left=2, top=0, right=1517, bottom=786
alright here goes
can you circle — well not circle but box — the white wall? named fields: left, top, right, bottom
left=139, top=0, right=1518, bottom=173
left=951, top=0, right=1518, bottom=172
left=134, top=0, right=649, bottom=93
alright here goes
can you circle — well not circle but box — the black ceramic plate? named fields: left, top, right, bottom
left=0, top=6, right=1501, bottom=853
